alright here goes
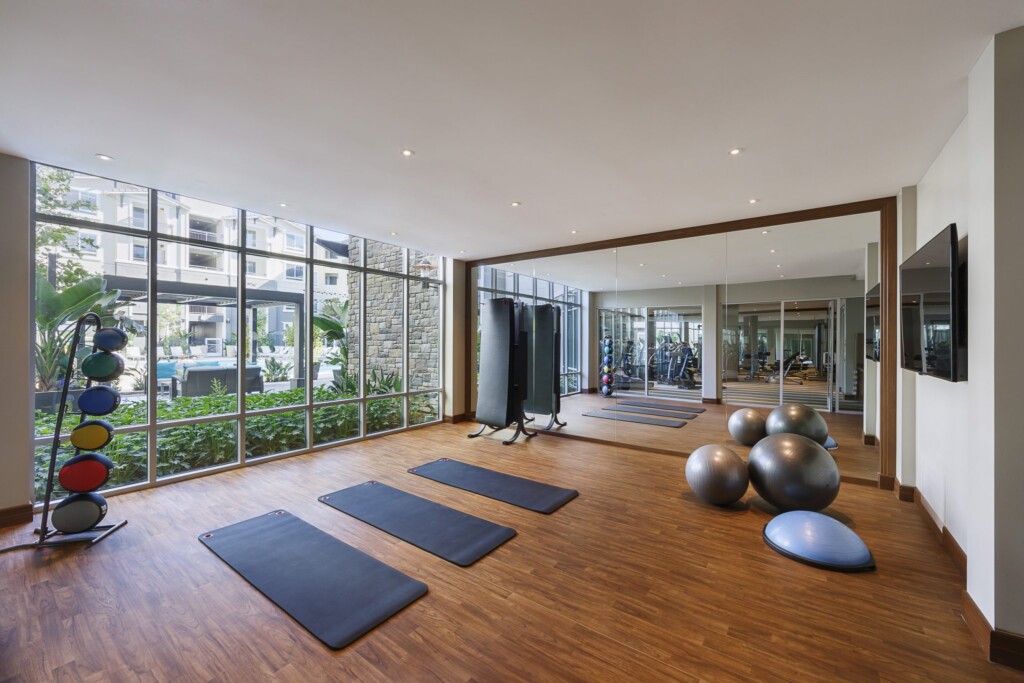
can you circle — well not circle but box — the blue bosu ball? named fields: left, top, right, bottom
left=763, top=510, right=875, bottom=572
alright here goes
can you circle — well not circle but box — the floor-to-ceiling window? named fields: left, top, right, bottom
left=31, top=164, right=444, bottom=500
left=475, top=266, right=583, bottom=395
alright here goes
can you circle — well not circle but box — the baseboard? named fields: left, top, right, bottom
left=701, top=397, right=721, bottom=405
left=894, top=478, right=916, bottom=502
left=862, top=434, right=877, bottom=446
left=877, top=473, right=895, bottom=491
left=0, top=503, right=32, bottom=529
left=912, top=488, right=967, bottom=584
left=962, top=591, right=1024, bottom=671
left=943, top=527, right=967, bottom=581
left=914, top=488, right=944, bottom=541
left=587, top=387, right=598, bottom=394
left=443, top=413, right=468, bottom=424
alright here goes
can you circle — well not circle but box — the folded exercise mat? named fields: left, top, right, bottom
left=603, top=405, right=699, bottom=420
left=583, top=411, right=686, bottom=428
left=319, top=481, right=516, bottom=566
left=617, top=400, right=706, bottom=414
left=409, top=458, right=578, bottom=514
left=198, top=510, right=427, bottom=649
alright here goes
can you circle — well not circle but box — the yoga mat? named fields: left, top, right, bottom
left=409, top=458, right=577, bottom=514
left=320, top=481, right=516, bottom=566
left=603, top=405, right=699, bottom=420
left=618, top=400, right=705, bottom=413
left=199, top=510, right=427, bottom=649
left=583, top=411, right=686, bottom=428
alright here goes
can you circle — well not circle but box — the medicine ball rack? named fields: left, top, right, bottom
left=1, top=312, right=127, bottom=553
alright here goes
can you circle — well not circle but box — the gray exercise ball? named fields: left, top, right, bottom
left=728, top=408, right=767, bottom=446
left=748, top=434, right=840, bottom=512
left=685, top=444, right=749, bottom=506
left=765, top=403, right=829, bottom=445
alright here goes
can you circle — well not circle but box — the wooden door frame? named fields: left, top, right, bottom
left=462, top=197, right=898, bottom=490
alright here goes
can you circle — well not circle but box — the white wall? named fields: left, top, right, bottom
left=443, top=258, right=466, bottom=418
left=863, top=242, right=879, bottom=438
left=0, top=153, right=34, bottom=514
left=896, top=189, right=917, bottom=486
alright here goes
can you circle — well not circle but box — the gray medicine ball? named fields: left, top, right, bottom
left=765, top=403, right=829, bottom=445
left=685, top=444, right=749, bottom=506
left=747, top=433, right=840, bottom=512
left=728, top=408, right=767, bottom=446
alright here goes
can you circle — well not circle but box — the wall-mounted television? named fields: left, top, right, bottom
left=899, top=223, right=967, bottom=382
left=865, top=284, right=880, bottom=362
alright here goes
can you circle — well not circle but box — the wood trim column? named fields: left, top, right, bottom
left=879, top=197, right=898, bottom=489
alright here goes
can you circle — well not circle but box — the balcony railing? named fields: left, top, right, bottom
left=189, top=229, right=219, bottom=242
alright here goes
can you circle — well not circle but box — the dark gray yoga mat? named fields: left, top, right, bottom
left=617, top=400, right=706, bottom=414
left=603, top=405, right=699, bottom=420
left=409, top=458, right=577, bottom=514
left=319, top=481, right=516, bottom=566
left=198, top=510, right=427, bottom=649
left=583, top=411, right=686, bottom=428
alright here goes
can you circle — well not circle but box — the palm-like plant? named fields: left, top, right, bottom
left=313, top=298, right=350, bottom=366
left=34, top=274, right=144, bottom=391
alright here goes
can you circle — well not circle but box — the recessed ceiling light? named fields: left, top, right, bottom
left=402, top=149, right=415, bottom=157
left=729, top=148, right=743, bottom=156
left=279, top=203, right=288, bottom=208
left=770, top=249, right=776, bottom=253
left=776, top=264, right=781, bottom=268
left=780, top=274, right=785, bottom=278
left=639, top=263, right=646, bottom=267
left=511, top=201, right=521, bottom=207
left=390, top=231, right=397, bottom=236
left=677, top=281, right=682, bottom=285
left=762, top=230, right=770, bottom=235
left=459, top=250, right=466, bottom=254
left=925, top=261, right=931, bottom=265
left=571, top=230, right=577, bottom=234
left=95, top=153, right=114, bottom=161
left=661, top=274, right=666, bottom=278
left=749, top=198, right=759, bottom=204
left=510, top=262, right=516, bottom=266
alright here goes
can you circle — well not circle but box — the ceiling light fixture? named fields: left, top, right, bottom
left=511, top=201, right=521, bottom=207
left=639, top=263, right=646, bottom=267
left=770, top=249, right=776, bottom=253
left=279, top=203, right=288, bottom=208
left=661, top=274, right=666, bottom=278
left=390, top=231, right=397, bottom=236
left=780, top=274, right=785, bottom=278
left=749, top=198, right=759, bottom=204
left=95, top=153, right=114, bottom=161
left=402, top=149, right=415, bottom=157
left=459, top=250, right=466, bottom=254
left=776, top=264, right=781, bottom=268
left=677, top=281, right=682, bottom=285
left=762, top=230, right=770, bottom=235
left=571, top=230, right=578, bottom=234
left=729, top=148, right=743, bottom=156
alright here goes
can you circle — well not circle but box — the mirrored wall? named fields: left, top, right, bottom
left=468, top=211, right=883, bottom=483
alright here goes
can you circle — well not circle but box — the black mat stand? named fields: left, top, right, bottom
left=320, top=481, right=516, bottom=566
left=471, top=298, right=535, bottom=444
left=199, top=510, right=427, bottom=649
left=524, top=304, right=566, bottom=430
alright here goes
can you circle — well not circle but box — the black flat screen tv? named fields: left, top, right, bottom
left=865, top=284, right=880, bottom=362
left=899, top=223, right=967, bottom=381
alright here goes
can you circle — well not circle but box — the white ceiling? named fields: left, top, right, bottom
left=1, top=2, right=1022, bottom=260
left=497, top=212, right=879, bottom=291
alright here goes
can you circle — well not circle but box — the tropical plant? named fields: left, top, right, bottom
left=263, top=357, right=293, bottom=382
left=35, top=166, right=98, bottom=290
left=367, top=367, right=402, bottom=395
left=313, top=299, right=350, bottom=366
left=34, top=274, right=145, bottom=392
left=331, top=367, right=359, bottom=397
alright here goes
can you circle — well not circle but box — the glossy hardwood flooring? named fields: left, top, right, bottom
left=539, top=393, right=880, bottom=484
left=2, top=423, right=1019, bottom=682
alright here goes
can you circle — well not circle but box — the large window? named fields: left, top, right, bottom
left=476, top=267, right=583, bottom=395
left=31, top=164, right=444, bottom=501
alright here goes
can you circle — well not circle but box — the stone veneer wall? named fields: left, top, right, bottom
left=346, top=240, right=440, bottom=392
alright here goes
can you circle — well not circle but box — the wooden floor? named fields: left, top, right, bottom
left=540, top=393, right=880, bottom=484
left=2, top=423, right=1019, bottom=682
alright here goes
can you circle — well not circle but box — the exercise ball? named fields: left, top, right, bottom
left=604, top=355, right=614, bottom=365
left=81, top=351, right=125, bottom=382
left=77, top=385, right=121, bottom=416
left=93, top=327, right=129, bottom=352
left=51, top=492, right=108, bottom=533
left=728, top=408, right=767, bottom=446
left=685, top=444, right=749, bottom=505
left=600, top=385, right=612, bottom=396
left=602, top=375, right=613, bottom=384
left=58, top=453, right=114, bottom=492
left=70, top=420, right=114, bottom=451
left=748, top=433, right=840, bottom=511
left=765, top=403, right=829, bottom=445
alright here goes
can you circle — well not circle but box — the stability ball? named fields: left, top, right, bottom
left=93, top=327, right=129, bottom=352
left=765, top=403, right=829, bottom=445
left=51, top=492, right=108, bottom=533
left=685, top=444, right=749, bottom=506
left=81, top=351, right=125, bottom=383
left=748, top=433, right=840, bottom=511
left=58, top=453, right=114, bottom=493
left=728, top=408, right=767, bottom=446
